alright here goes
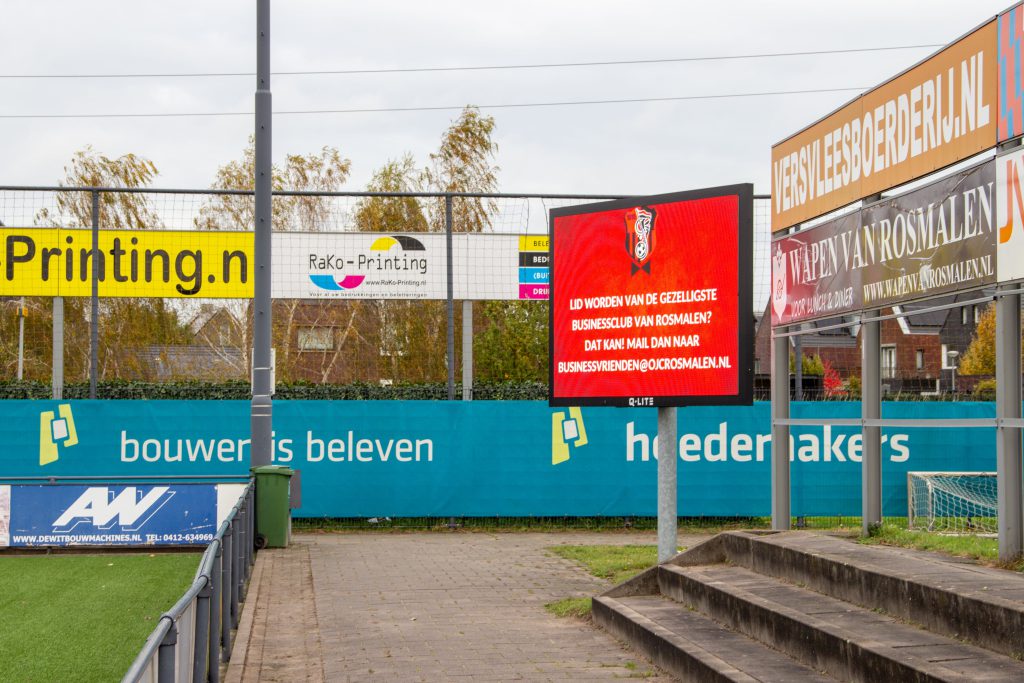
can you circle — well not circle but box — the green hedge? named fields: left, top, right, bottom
left=0, top=379, right=549, bottom=401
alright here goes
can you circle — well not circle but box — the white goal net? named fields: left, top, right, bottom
left=907, top=472, right=997, bottom=534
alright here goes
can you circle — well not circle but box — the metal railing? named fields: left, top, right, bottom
left=122, top=479, right=256, bottom=683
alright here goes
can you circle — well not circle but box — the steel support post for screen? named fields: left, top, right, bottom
left=771, top=330, right=790, bottom=530
left=861, top=311, right=881, bottom=535
left=462, top=300, right=473, bottom=401
left=997, top=286, right=1023, bottom=560
left=251, top=0, right=273, bottom=467
left=657, top=406, right=678, bottom=563
left=52, top=297, right=63, bottom=399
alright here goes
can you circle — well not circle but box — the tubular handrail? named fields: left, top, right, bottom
left=122, top=479, right=256, bottom=683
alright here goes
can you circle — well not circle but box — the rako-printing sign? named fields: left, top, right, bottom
left=549, top=185, right=753, bottom=407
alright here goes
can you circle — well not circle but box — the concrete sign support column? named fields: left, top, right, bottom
left=771, top=330, right=790, bottom=530
left=250, top=0, right=273, bottom=467
left=997, top=286, right=1023, bottom=561
left=657, top=406, right=678, bottom=563
left=862, top=311, right=882, bottom=535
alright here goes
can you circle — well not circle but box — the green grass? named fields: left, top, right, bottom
left=544, top=596, right=592, bottom=619
left=0, top=553, right=202, bottom=683
left=858, top=524, right=1017, bottom=567
left=549, top=544, right=667, bottom=586
left=544, top=544, right=665, bottom=620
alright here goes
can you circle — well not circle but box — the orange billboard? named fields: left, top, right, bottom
left=771, top=20, right=997, bottom=232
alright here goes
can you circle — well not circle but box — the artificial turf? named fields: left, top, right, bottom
left=0, top=553, right=201, bottom=682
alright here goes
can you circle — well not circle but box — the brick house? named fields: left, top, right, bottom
left=754, top=293, right=984, bottom=396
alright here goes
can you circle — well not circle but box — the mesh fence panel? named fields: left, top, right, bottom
left=0, top=190, right=613, bottom=387
left=0, top=190, right=992, bottom=398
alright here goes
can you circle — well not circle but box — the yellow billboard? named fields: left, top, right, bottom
left=0, top=228, right=254, bottom=298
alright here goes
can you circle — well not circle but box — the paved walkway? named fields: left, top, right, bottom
left=226, top=531, right=710, bottom=682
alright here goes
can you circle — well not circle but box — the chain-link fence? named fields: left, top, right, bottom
left=0, top=187, right=989, bottom=400
left=0, top=188, right=778, bottom=398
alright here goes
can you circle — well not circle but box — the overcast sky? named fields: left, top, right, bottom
left=0, top=1, right=1015, bottom=198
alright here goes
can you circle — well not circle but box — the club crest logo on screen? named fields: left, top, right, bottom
left=625, top=206, right=656, bottom=275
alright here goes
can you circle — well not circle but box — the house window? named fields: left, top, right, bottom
left=915, top=349, right=924, bottom=371
left=941, top=344, right=959, bottom=369
left=754, top=359, right=761, bottom=374
left=962, top=307, right=968, bottom=325
left=297, top=327, right=334, bottom=351
left=974, top=306, right=981, bottom=324
left=881, top=345, right=897, bottom=379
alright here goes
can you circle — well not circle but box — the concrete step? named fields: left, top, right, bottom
left=659, top=563, right=1024, bottom=683
left=678, top=531, right=1024, bottom=658
left=593, top=594, right=835, bottom=683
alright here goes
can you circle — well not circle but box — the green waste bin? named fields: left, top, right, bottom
left=252, top=465, right=293, bottom=548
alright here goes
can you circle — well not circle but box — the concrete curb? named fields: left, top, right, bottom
left=223, top=550, right=267, bottom=683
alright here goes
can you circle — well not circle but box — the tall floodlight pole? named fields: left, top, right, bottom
left=251, top=0, right=273, bottom=468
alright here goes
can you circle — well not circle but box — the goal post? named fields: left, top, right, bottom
left=907, top=472, right=998, bottom=534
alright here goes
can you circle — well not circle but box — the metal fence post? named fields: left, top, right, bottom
left=446, top=194, right=455, bottom=401
left=52, top=297, right=63, bottom=399
left=997, top=286, right=1023, bottom=561
left=157, top=621, right=177, bottom=683
left=222, top=526, right=235, bottom=655
left=237, top=505, right=247, bottom=600
left=770, top=328, right=791, bottom=530
left=210, top=546, right=223, bottom=681
left=462, top=300, right=473, bottom=400
left=192, top=578, right=213, bottom=683
left=249, top=486, right=256, bottom=572
left=230, top=521, right=240, bottom=628
left=90, top=190, right=99, bottom=399
left=862, top=310, right=882, bottom=535
left=793, top=333, right=803, bottom=400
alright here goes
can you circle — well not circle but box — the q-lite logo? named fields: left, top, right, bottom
left=309, top=235, right=427, bottom=291
left=625, top=206, right=656, bottom=275
left=40, top=404, right=77, bottom=466
left=552, top=407, right=588, bottom=465
left=52, top=486, right=175, bottom=533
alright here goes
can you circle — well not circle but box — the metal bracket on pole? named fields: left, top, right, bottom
left=861, top=309, right=881, bottom=535
left=657, top=406, right=678, bottom=563
left=770, top=330, right=790, bottom=529
left=997, top=286, right=1023, bottom=560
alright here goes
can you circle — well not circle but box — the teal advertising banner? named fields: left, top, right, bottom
left=3, top=400, right=997, bottom=518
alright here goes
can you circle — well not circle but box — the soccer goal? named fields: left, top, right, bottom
left=907, top=472, right=998, bottom=534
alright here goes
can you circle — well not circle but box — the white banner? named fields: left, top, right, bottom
left=272, top=232, right=546, bottom=300
left=998, top=147, right=1024, bottom=284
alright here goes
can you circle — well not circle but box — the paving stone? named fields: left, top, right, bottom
left=226, top=531, right=701, bottom=681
